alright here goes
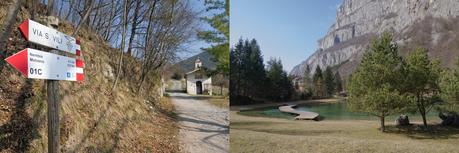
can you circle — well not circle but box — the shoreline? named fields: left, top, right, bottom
left=230, top=98, right=346, bottom=111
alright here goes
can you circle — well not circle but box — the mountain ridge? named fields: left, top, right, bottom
left=174, top=51, right=217, bottom=74
left=290, top=0, right=459, bottom=80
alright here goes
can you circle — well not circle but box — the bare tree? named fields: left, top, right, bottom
left=136, top=0, right=198, bottom=94
left=126, top=0, right=142, bottom=56
left=65, top=0, right=74, bottom=20
left=112, top=0, right=130, bottom=90
left=47, top=0, right=54, bottom=15
left=72, top=0, right=94, bottom=36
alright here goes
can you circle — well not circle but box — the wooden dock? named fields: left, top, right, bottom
left=279, top=105, right=319, bottom=120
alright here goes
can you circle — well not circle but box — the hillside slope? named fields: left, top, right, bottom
left=0, top=2, right=178, bottom=153
left=290, top=0, right=459, bottom=80
left=174, top=51, right=217, bottom=74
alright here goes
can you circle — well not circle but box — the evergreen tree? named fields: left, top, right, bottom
left=439, top=58, right=459, bottom=113
left=402, top=48, right=442, bottom=129
left=303, top=65, right=312, bottom=97
left=247, top=39, right=266, bottom=98
left=313, top=66, right=324, bottom=97
left=230, top=38, right=266, bottom=103
left=324, top=66, right=335, bottom=96
left=199, top=0, right=229, bottom=75
left=266, top=58, right=293, bottom=101
left=230, top=39, right=244, bottom=99
left=348, top=32, right=406, bottom=132
left=334, top=71, right=343, bottom=92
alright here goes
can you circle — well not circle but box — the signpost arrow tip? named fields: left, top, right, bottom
left=18, top=19, right=29, bottom=40
left=5, top=48, right=28, bottom=77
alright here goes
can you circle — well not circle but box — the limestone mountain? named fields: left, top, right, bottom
left=290, top=0, right=459, bottom=81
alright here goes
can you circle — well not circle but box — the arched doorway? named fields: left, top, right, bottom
left=196, top=81, right=202, bottom=94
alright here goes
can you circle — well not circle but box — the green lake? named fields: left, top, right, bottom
left=239, top=101, right=440, bottom=121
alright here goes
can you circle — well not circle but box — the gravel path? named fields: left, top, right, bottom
left=169, top=92, right=229, bottom=153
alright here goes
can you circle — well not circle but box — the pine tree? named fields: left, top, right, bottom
left=199, top=0, right=229, bottom=75
left=230, top=39, right=244, bottom=99
left=303, top=65, right=312, bottom=97
left=313, top=66, right=324, bottom=97
left=248, top=39, right=266, bottom=98
left=402, top=48, right=442, bottom=129
left=266, top=58, right=293, bottom=101
left=439, top=58, right=459, bottom=113
left=334, top=71, right=343, bottom=92
left=324, top=66, right=335, bottom=96
left=230, top=38, right=266, bottom=103
left=348, top=32, right=406, bottom=132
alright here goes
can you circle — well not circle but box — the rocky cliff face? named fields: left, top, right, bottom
left=290, top=0, right=459, bottom=79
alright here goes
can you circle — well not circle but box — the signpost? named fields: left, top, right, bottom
left=5, top=18, right=84, bottom=153
left=5, top=48, right=84, bottom=81
left=18, top=19, right=82, bottom=56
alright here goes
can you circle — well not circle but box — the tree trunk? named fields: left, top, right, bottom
left=417, top=94, right=428, bottom=129
left=112, top=0, right=130, bottom=90
left=104, top=0, right=116, bottom=41
left=421, top=111, right=428, bottom=129
left=90, top=0, right=103, bottom=29
left=72, top=0, right=93, bottom=36
left=126, top=0, right=141, bottom=56
left=71, top=0, right=82, bottom=24
left=58, top=0, right=63, bottom=17
left=380, top=116, right=385, bottom=132
left=47, top=0, right=54, bottom=16
left=65, top=0, right=74, bottom=20
left=31, top=0, right=38, bottom=20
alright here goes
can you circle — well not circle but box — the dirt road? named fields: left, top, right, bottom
left=169, top=92, right=229, bottom=153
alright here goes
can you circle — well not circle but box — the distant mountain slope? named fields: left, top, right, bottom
left=290, top=0, right=459, bottom=80
left=174, top=51, right=217, bottom=73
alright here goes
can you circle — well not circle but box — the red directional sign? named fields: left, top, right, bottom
left=18, top=19, right=82, bottom=56
left=5, top=48, right=84, bottom=81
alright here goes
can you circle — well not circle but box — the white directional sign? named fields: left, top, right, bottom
left=5, top=48, right=84, bottom=81
left=19, top=19, right=81, bottom=55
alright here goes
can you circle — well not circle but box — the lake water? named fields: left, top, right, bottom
left=239, top=101, right=440, bottom=121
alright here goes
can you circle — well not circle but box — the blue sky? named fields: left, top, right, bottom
left=178, top=0, right=213, bottom=60
left=230, top=0, right=342, bottom=72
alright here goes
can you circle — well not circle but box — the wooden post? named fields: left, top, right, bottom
left=44, top=16, right=60, bottom=153
left=47, top=74, right=59, bottom=153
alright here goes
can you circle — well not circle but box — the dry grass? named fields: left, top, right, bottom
left=207, top=97, right=229, bottom=109
left=230, top=111, right=459, bottom=153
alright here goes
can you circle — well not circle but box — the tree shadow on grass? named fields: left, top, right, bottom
left=385, top=124, right=459, bottom=140
left=0, top=80, right=40, bottom=152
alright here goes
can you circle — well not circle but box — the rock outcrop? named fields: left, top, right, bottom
left=439, top=112, right=459, bottom=127
left=290, top=0, right=459, bottom=80
left=395, top=114, right=410, bottom=126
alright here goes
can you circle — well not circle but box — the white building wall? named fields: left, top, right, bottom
left=186, top=73, right=212, bottom=95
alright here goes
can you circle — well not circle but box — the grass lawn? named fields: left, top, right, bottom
left=230, top=111, right=459, bottom=153
left=207, top=96, right=229, bottom=109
